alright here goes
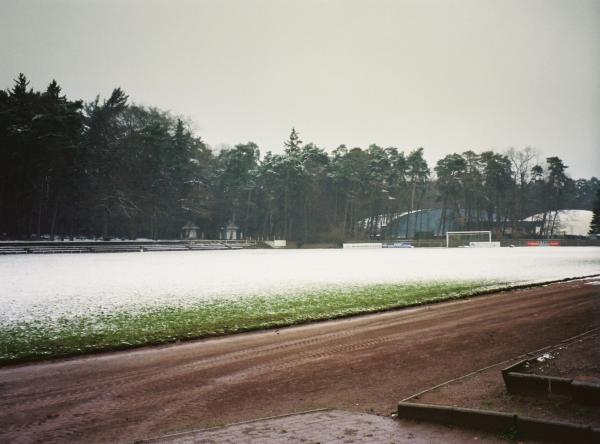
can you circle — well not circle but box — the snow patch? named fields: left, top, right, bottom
left=0, top=247, right=599, bottom=325
left=536, top=353, right=554, bottom=363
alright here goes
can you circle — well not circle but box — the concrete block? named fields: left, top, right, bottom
left=516, top=416, right=594, bottom=443
left=501, top=359, right=527, bottom=379
left=397, top=402, right=454, bottom=423
left=398, top=402, right=599, bottom=443
left=397, top=403, right=515, bottom=433
left=571, top=379, right=600, bottom=405
left=591, top=427, right=600, bottom=443
left=547, top=376, right=573, bottom=397
left=449, top=406, right=515, bottom=432
left=504, top=372, right=549, bottom=395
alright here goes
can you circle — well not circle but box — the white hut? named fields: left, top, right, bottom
left=181, top=222, right=200, bottom=240
left=221, top=222, right=240, bottom=240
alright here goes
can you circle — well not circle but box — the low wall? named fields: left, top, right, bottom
left=501, top=360, right=600, bottom=405
left=469, top=241, right=501, bottom=247
left=0, top=239, right=257, bottom=255
left=264, top=240, right=287, bottom=248
left=397, top=402, right=600, bottom=443
left=342, top=242, right=383, bottom=249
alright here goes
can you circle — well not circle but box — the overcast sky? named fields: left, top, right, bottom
left=1, top=0, right=599, bottom=178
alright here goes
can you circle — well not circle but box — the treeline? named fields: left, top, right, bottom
left=0, top=75, right=597, bottom=242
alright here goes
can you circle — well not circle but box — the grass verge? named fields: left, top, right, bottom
left=1, top=281, right=503, bottom=365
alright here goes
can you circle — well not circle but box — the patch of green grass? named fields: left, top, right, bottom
left=0, top=281, right=504, bottom=365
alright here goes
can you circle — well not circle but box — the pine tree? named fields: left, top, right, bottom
left=405, top=147, right=430, bottom=237
left=543, top=156, right=571, bottom=237
left=589, top=187, right=600, bottom=235
left=11, top=73, right=30, bottom=97
left=284, top=127, right=302, bottom=153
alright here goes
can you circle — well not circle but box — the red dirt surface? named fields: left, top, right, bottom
left=523, top=332, right=600, bottom=379
left=0, top=279, right=598, bottom=443
left=414, top=342, right=600, bottom=427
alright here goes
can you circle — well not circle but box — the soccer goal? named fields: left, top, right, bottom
left=446, top=231, right=492, bottom=248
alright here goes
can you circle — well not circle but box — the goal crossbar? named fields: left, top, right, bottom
left=446, top=231, right=491, bottom=248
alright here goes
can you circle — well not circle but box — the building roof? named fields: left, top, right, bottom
left=182, top=222, right=199, bottom=230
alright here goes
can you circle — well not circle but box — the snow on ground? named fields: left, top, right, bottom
left=1, top=247, right=599, bottom=325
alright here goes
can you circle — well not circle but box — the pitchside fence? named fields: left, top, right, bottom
left=0, top=238, right=599, bottom=255
left=342, top=238, right=600, bottom=249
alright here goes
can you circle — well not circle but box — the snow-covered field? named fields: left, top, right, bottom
left=1, top=247, right=599, bottom=325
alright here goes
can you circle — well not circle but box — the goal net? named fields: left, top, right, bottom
left=446, top=231, right=492, bottom=248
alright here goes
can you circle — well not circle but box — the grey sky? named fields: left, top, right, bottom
left=1, top=0, right=599, bottom=178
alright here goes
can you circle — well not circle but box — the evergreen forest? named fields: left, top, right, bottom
left=1, top=75, right=598, bottom=242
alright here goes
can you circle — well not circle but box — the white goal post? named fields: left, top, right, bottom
left=446, top=231, right=492, bottom=248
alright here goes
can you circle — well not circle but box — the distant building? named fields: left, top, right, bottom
left=523, top=210, right=593, bottom=237
left=383, top=208, right=496, bottom=238
left=181, top=222, right=200, bottom=240
left=371, top=208, right=593, bottom=239
left=221, top=222, right=240, bottom=240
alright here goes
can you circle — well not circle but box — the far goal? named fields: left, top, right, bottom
left=446, top=231, right=492, bottom=248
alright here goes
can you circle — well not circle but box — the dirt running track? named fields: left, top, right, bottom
left=1, top=279, right=599, bottom=443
